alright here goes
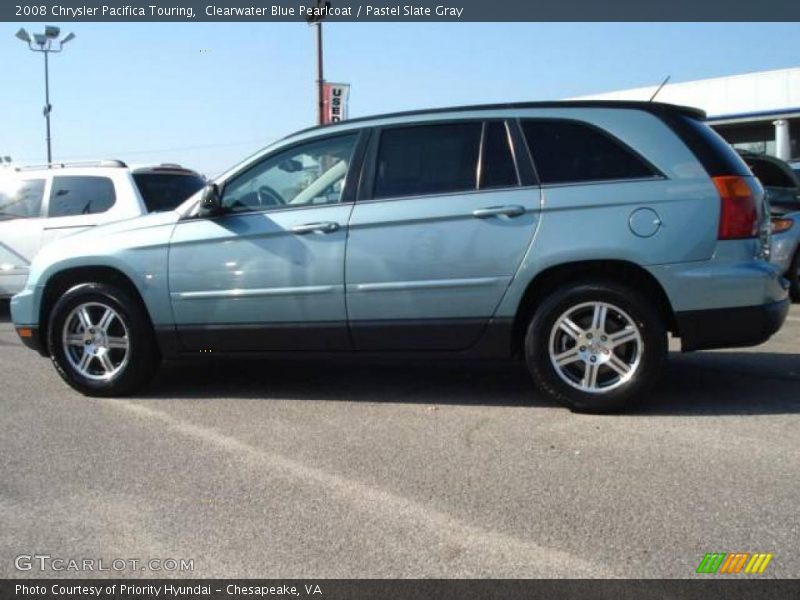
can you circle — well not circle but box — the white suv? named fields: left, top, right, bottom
left=0, top=160, right=205, bottom=297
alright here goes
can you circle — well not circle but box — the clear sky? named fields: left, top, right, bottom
left=2, top=22, right=799, bottom=175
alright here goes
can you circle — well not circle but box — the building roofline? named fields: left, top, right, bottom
left=706, top=106, right=800, bottom=124
left=287, top=100, right=706, bottom=138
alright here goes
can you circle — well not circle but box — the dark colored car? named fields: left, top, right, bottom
left=131, top=164, right=206, bottom=212
left=739, top=151, right=800, bottom=215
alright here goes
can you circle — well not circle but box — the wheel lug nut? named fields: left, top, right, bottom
left=587, top=333, right=593, bottom=339
left=601, top=335, right=607, bottom=341
left=579, top=346, right=586, bottom=352
left=590, top=356, right=597, bottom=363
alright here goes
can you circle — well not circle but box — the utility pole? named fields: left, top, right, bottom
left=307, top=1, right=331, bottom=125
left=15, top=26, right=76, bottom=164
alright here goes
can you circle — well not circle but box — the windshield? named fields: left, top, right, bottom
left=132, top=172, right=205, bottom=212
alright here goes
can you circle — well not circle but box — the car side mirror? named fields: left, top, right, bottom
left=197, top=183, right=223, bottom=217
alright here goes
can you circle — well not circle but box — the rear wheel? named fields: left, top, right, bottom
left=48, top=283, right=160, bottom=396
left=524, top=282, right=667, bottom=413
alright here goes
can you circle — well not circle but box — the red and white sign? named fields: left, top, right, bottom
left=323, top=82, right=350, bottom=124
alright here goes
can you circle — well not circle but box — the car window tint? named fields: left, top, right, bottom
left=374, top=123, right=482, bottom=199
left=0, top=178, right=45, bottom=220
left=48, top=176, right=116, bottom=217
left=521, top=120, right=657, bottom=185
left=746, top=158, right=796, bottom=189
left=133, top=173, right=206, bottom=212
left=222, top=134, right=358, bottom=213
left=480, top=121, right=518, bottom=189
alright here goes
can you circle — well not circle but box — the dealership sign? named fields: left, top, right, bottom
left=323, top=83, right=350, bottom=124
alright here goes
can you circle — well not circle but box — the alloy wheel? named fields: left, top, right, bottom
left=62, top=302, right=130, bottom=381
left=548, top=301, right=643, bottom=394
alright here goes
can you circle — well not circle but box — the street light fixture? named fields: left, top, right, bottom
left=15, top=26, right=76, bottom=164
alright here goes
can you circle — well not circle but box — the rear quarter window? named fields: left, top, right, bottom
left=133, top=173, right=206, bottom=212
left=520, top=119, right=658, bottom=185
left=661, top=114, right=753, bottom=178
left=48, top=176, right=116, bottom=217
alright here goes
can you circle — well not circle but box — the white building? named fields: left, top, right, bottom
left=574, top=67, right=800, bottom=161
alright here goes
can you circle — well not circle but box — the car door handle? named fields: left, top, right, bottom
left=472, top=205, right=526, bottom=218
left=291, top=221, right=340, bottom=234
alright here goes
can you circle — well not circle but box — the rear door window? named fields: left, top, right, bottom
left=521, top=119, right=658, bottom=185
left=133, top=173, right=206, bottom=212
left=0, top=178, right=45, bottom=220
left=373, top=122, right=482, bottom=199
left=48, top=176, right=116, bottom=217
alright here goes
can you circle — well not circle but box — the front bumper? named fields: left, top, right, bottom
left=10, top=287, right=48, bottom=356
left=16, top=326, right=46, bottom=355
left=676, top=298, right=790, bottom=352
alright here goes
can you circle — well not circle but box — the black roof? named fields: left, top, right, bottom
left=289, top=100, right=706, bottom=138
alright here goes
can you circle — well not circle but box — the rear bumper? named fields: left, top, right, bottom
left=676, top=298, right=790, bottom=351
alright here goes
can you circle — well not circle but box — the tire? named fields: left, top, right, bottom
left=524, top=281, right=667, bottom=413
left=47, top=283, right=160, bottom=396
left=788, top=249, right=800, bottom=303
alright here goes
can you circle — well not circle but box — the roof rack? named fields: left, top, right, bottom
left=15, top=159, right=128, bottom=171
left=286, top=100, right=707, bottom=139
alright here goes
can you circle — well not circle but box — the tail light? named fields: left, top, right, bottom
left=771, top=217, right=794, bottom=234
left=713, top=176, right=759, bottom=240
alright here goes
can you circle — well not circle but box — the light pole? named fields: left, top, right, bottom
left=15, top=26, right=76, bottom=164
left=306, top=1, right=331, bottom=125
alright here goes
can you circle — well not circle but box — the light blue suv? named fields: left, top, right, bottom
left=11, top=101, right=790, bottom=412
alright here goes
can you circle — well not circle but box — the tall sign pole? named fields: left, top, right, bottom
left=316, top=21, right=324, bottom=125
left=306, top=1, right=331, bottom=125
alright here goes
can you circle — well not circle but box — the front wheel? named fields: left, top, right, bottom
left=524, top=282, right=667, bottom=413
left=48, top=283, right=160, bottom=396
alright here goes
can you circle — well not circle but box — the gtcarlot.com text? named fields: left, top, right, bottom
left=14, top=554, right=194, bottom=572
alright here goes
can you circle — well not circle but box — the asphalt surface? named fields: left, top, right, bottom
left=0, top=299, right=798, bottom=579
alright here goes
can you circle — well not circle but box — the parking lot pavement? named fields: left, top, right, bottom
left=0, top=299, right=798, bottom=579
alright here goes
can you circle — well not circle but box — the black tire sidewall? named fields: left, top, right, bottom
left=525, top=282, right=667, bottom=413
left=48, top=283, right=158, bottom=396
left=788, top=250, right=800, bottom=302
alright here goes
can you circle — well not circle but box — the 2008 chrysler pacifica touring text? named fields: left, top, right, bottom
left=11, top=101, right=790, bottom=412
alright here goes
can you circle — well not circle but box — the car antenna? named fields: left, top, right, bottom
left=649, top=75, right=671, bottom=102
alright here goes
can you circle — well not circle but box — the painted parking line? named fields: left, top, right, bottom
left=104, top=398, right=616, bottom=578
